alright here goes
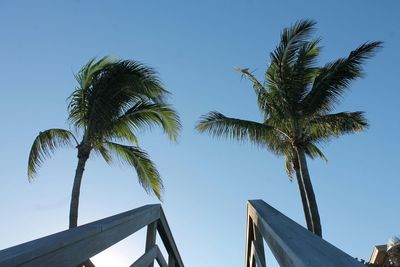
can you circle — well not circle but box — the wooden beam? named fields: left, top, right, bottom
left=156, top=248, right=168, bottom=267
left=157, top=209, right=184, bottom=267
left=251, top=241, right=265, bottom=267
left=145, top=221, right=157, bottom=267
left=253, top=222, right=266, bottom=266
left=245, top=209, right=255, bottom=267
left=130, top=245, right=167, bottom=267
left=247, top=200, right=365, bottom=267
left=168, top=254, right=176, bottom=267
left=0, top=205, right=161, bottom=267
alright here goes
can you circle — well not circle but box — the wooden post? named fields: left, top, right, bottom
left=168, top=255, right=176, bottom=267
left=247, top=200, right=365, bottom=267
left=253, top=223, right=266, bottom=266
left=0, top=205, right=184, bottom=267
left=145, top=221, right=157, bottom=267
left=245, top=215, right=254, bottom=267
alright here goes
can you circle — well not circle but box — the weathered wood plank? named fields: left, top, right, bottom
left=247, top=200, right=365, bottom=267
left=130, top=245, right=167, bottom=267
left=145, top=221, right=157, bottom=267
left=155, top=247, right=168, bottom=267
left=157, top=209, right=184, bottom=267
left=251, top=241, right=265, bottom=267
left=0, top=205, right=160, bottom=267
left=253, top=223, right=266, bottom=266
left=130, top=246, right=157, bottom=267
left=245, top=214, right=255, bottom=267
left=168, top=254, right=176, bottom=267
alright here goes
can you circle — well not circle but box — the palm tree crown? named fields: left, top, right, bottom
left=196, top=19, right=381, bottom=236
left=28, top=57, right=181, bottom=228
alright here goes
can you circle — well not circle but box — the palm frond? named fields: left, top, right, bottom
left=301, top=41, right=382, bottom=114
left=69, top=58, right=174, bottom=144
left=236, top=67, right=274, bottom=116
left=67, top=57, right=168, bottom=134
left=28, top=129, right=78, bottom=179
left=267, top=19, right=316, bottom=90
left=68, top=56, right=117, bottom=128
left=75, top=56, right=117, bottom=91
left=293, top=39, right=321, bottom=72
left=285, top=155, right=294, bottom=181
left=104, top=142, right=163, bottom=199
left=196, top=111, right=293, bottom=156
left=236, top=67, right=265, bottom=93
left=307, top=111, right=368, bottom=141
left=266, top=20, right=317, bottom=116
left=93, top=144, right=112, bottom=164
left=289, top=38, right=322, bottom=102
left=107, top=121, right=139, bottom=145
left=271, top=19, right=317, bottom=68
left=116, top=99, right=181, bottom=142
left=196, top=111, right=275, bottom=145
left=303, top=143, right=328, bottom=162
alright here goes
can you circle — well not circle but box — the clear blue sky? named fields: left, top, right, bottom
left=0, top=1, right=399, bottom=266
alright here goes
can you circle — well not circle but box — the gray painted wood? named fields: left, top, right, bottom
left=245, top=215, right=255, bottom=267
left=155, top=250, right=168, bottom=267
left=0, top=205, right=158, bottom=266
left=158, top=209, right=184, bottom=267
left=250, top=241, right=265, bottom=267
left=130, top=246, right=158, bottom=267
left=246, top=200, right=365, bottom=267
left=249, top=241, right=255, bottom=267
left=168, top=254, right=176, bottom=267
left=145, top=221, right=157, bottom=267
left=130, top=245, right=167, bottom=267
left=253, top=222, right=266, bottom=266
left=0, top=204, right=183, bottom=267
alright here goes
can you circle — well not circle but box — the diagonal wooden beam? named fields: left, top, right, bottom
left=157, top=208, right=184, bottom=267
left=251, top=241, right=265, bottom=267
left=0, top=205, right=162, bottom=267
left=130, top=245, right=167, bottom=267
left=253, top=223, right=266, bottom=266
left=245, top=210, right=255, bottom=267
left=145, top=221, right=158, bottom=267
left=247, top=200, right=365, bottom=267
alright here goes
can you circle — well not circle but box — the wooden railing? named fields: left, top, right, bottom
left=0, top=200, right=369, bottom=266
left=245, top=200, right=365, bottom=267
left=0, top=204, right=183, bottom=267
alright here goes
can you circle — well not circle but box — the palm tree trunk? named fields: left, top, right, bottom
left=69, top=145, right=90, bottom=229
left=295, top=147, right=322, bottom=237
left=292, top=153, right=313, bottom=232
left=69, top=145, right=95, bottom=267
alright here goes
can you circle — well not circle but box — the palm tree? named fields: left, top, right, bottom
left=196, top=20, right=381, bottom=237
left=28, top=57, right=181, bottom=229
